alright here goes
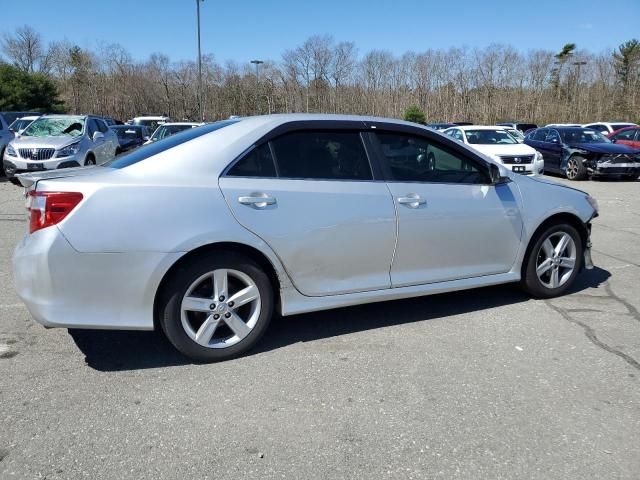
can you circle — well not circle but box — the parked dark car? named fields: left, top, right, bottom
left=426, top=122, right=457, bottom=131
left=608, top=126, right=640, bottom=150
left=497, top=122, right=538, bottom=133
left=110, top=125, right=151, bottom=154
left=524, top=127, right=640, bottom=180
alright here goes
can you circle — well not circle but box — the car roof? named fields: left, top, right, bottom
left=454, top=125, right=510, bottom=131
left=15, top=116, right=40, bottom=120
left=159, top=122, right=202, bottom=126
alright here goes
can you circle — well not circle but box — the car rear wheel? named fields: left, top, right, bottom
left=565, top=156, right=587, bottom=181
left=85, top=155, right=96, bottom=166
left=159, top=252, right=274, bottom=362
left=521, top=223, right=583, bottom=298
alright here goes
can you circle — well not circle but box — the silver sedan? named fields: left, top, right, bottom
left=13, top=114, right=598, bottom=362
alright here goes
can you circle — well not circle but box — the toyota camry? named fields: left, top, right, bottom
left=13, top=114, right=598, bottom=362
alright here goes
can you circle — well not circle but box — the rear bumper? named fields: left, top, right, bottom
left=13, top=227, right=182, bottom=330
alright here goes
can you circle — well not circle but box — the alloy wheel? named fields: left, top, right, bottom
left=535, top=232, right=577, bottom=289
left=566, top=159, right=578, bottom=180
left=180, top=268, right=261, bottom=349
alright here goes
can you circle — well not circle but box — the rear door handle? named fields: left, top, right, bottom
left=397, top=194, right=426, bottom=208
left=238, top=194, right=276, bottom=209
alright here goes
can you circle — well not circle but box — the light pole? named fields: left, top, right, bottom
left=572, top=60, right=587, bottom=112
left=250, top=59, right=264, bottom=115
left=196, top=0, right=204, bottom=121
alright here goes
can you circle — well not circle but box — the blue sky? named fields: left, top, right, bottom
left=4, top=0, right=639, bottom=64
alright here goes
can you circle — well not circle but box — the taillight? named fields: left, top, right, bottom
left=27, top=191, right=83, bottom=234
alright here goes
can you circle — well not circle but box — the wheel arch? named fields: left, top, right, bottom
left=153, top=241, right=282, bottom=330
left=521, top=212, right=588, bottom=277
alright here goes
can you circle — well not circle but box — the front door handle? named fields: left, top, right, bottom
left=397, top=194, right=426, bottom=208
left=238, top=193, right=276, bottom=209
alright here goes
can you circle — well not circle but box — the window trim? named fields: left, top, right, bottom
left=366, top=129, right=492, bottom=185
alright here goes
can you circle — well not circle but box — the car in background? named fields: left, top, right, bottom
left=607, top=126, right=640, bottom=149
left=0, top=111, right=40, bottom=176
left=443, top=125, right=544, bottom=175
left=3, top=115, right=118, bottom=184
left=496, top=122, right=538, bottom=134
left=12, top=114, right=598, bottom=362
left=426, top=122, right=457, bottom=131
left=130, top=115, right=170, bottom=132
left=583, top=121, right=637, bottom=135
left=9, top=115, right=41, bottom=135
left=524, top=126, right=640, bottom=180
left=110, top=125, right=151, bottom=154
left=144, top=122, right=202, bottom=144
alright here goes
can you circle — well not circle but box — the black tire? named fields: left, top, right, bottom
left=0, top=148, right=5, bottom=177
left=565, top=156, right=588, bottom=181
left=623, top=174, right=639, bottom=181
left=85, top=154, right=96, bottom=166
left=521, top=223, right=583, bottom=298
left=158, top=252, right=274, bottom=362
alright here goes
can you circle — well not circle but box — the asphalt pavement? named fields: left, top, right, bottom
left=0, top=173, right=638, bottom=479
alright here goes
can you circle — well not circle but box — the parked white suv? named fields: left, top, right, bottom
left=3, top=115, right=118, bottom=184
left=582, top=122, right=637, bottom=135
left=444, top=125, right=544, bottom=175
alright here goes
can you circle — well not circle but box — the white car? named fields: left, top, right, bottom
left=2, top=115, right=118, bottom=184
left=13, top=114, right=598, bottom=362
left=144, top=122, right=203, bottom=145
left=8, top=115, right=40, bottom=135
left=443, top=125, right=544, bottom=176
left=582, top=122, right=637, bottom=135
left=130, top=115, right=170, bottom=132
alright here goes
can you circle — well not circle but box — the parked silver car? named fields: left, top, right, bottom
left=13, top=114, right=598, bottom=362
left=0, top=111, right=40, bottom=177
left=3, top=115, right=118, bottom=184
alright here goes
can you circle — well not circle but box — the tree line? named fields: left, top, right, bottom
left=2, top=25, right=639, bottom=125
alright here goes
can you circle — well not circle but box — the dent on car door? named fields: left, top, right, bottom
left=218, top=129, right=397, bottom=297
left=371, top=131, right=524, bottom=286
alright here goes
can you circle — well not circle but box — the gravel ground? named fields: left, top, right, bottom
left=0, top=173, right=638, bottom=479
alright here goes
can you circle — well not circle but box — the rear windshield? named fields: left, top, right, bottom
left=516, top=123, right=537, bottom=132
left=103, top=120, right=238, bottom=169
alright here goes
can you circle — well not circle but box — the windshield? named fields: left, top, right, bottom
left=103, top=120, right=238, bottom=169
left=112, top=127, right=140, bottom=140
left=560, top=129, right=611, bottom=144
left=22, top=117, right=85, bottom=138
left=9, top=118, right=36, bottom=132
left=151, top=124, right=194, bottom=141
left=465, top=129, right=517, bottom=145
left=507, top=129, right=524, bottom=140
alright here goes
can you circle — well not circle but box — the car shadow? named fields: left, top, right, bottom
left=69, top=266, right=611, bottom=372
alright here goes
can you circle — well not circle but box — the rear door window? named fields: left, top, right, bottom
left=270, top=130, right=372, bottom=181
left=227, top=143, right=277, bottom=177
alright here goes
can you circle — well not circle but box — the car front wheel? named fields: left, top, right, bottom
left=565, top=156, right=587, bottom=181
left=521, top=223, right=583, bottom=298
left=159, top=252, right=274, bottom=362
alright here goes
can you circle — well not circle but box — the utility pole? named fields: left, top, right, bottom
left=196, top=0, right=204, bottom=121
left=250, top=59, right=264, bottom=115
left=572, top=61, right=587, bottom=116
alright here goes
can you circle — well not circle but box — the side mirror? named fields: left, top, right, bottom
left=93, top=131, right=104, bottom=142
left=611, top=138, right=617, bottom=143
left=489, top=163, right=501, bottom=184
left=143, top=136, right=150, bottom=141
